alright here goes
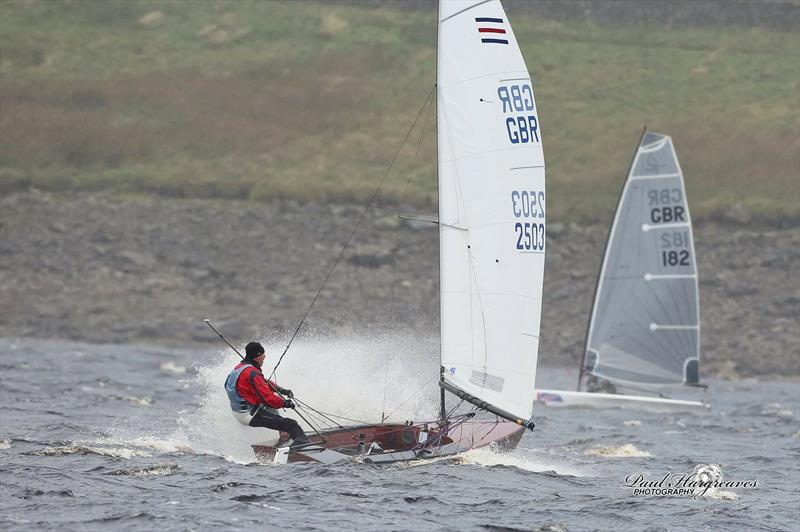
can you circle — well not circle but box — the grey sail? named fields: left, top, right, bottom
left=582, top=131, right=700, bottom=387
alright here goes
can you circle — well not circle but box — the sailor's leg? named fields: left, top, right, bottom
left=282, top=418, right=310, bottom=446
left=232, top=411, right=253, bottom=426
left=250, top=410, right=309, bottom=444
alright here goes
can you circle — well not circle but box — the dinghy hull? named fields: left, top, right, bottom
left=535, top=389, right=709, bottom=412
left=252, top=420, right=525, bottom=464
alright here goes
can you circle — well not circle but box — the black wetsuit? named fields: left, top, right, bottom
left=249, top=405, right=309, bottom=445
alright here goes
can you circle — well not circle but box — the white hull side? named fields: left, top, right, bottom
left=535, top=389, right=709, bottom=412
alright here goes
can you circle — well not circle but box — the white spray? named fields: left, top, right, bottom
left=176, top=330, right=440, bottom=463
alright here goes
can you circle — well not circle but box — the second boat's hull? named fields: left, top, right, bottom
left=535, top=389, right=709, bottom=412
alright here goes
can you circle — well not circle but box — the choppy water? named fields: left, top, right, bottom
left=1, top=337, right=798, bottom=531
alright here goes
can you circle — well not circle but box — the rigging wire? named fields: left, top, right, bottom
left=296, top=407, right=440, bottom=443
left=381, top=372, right=441, bottom=423
left=369, top=204, right=437, bottom=220
left=269, top=84, right=437, bottom=381
left=287, top=403, right=326, bottom=441
left=380, top=87, right=435, bottom=422
left=294, top=404, right=372, bottom=427
left=295, top=404, right=334, bottom=432
left=294, top=397, right=347, bottom=429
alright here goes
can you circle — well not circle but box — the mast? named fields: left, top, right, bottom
left=435, top=1, right=444, bottom=427
left=439, top=367, right=447, bottom=423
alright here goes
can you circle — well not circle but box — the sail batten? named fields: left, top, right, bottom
left=582, top=131, right=700, bottom=388
left=437, top=0, right=545, bottom=424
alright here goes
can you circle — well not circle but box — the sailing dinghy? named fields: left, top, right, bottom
left=253, top=0, right=547, bottom=464
left=536, top=131, right=708, bottom=411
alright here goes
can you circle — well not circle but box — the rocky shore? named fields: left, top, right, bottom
left=1, top=191, right=797, bottom=379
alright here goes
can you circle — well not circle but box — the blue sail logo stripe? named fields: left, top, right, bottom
left=475, top=17, right=509, bottom=44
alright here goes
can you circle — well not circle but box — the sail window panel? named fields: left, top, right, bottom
left=444, top=357, right=540, bottom=420
left=631, top=141, right=679, bottom=178
left=593, top=340, right=692, bottom=385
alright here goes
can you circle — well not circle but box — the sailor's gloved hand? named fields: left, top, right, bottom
left=283, top=399, right=296, bottom=409
left=282, top=389, right=294, bottom=398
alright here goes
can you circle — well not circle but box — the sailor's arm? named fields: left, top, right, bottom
left=269, top=380, right=293, bottom=398
left=248, top=370, right=285, bottom=408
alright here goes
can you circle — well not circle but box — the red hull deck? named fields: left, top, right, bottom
left=252, top=419, right=526, bottom=464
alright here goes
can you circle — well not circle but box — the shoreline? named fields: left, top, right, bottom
left=1, top=191, right=798, bottom=380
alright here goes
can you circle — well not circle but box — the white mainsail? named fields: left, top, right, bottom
left=437, top=0, right=545, bottom=424
left=582, top=131, right=700, bottom=387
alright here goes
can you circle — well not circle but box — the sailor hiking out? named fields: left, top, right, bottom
left=224, top=342, right=310, bottom=448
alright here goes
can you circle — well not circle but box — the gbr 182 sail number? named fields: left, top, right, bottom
left=660, top=230, right=691, bottom=267
left=511, top=190, right=545, bottom=252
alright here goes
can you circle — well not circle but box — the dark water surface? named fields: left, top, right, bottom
left=1, top=338, right=798, bottom=531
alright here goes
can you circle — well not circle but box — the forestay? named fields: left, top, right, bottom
left=583, top=132, right=700, bottom=387
left=437, top=0, right=545, bottom=424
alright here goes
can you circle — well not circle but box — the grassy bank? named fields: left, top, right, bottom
left=1, top=0, right=798, bottom=220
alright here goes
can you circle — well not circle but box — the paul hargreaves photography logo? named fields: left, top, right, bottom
left=623, top=464, right=758, bottom=499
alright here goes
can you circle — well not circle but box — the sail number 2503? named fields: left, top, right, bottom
left=511, top=190, right=545, bottom=252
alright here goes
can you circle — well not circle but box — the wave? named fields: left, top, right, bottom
left=92, top=433, right=256, bottom=467
left=759, top=403, right=794, bottom=420
left=102, top=434, right=187, bottom=453
left=159, top=361, right=187, bottom=374
left=229, top=494, right=282, bottom=510
left=24, top=443, right=151, bottom=459
left=117, top=395, right=154, bottom=406
left=455, top=446, right=593, bottom=477
left=701, top=489, right=739, bottom=501
left=78, top=385, right=153, bottom=406
left=18, top=488, right=76, bottom=499
left=584, top=443, right=651, bottom=458
left=108, top=463, right=180, bottom=477
left=738, top=402, right=796, bottom=420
